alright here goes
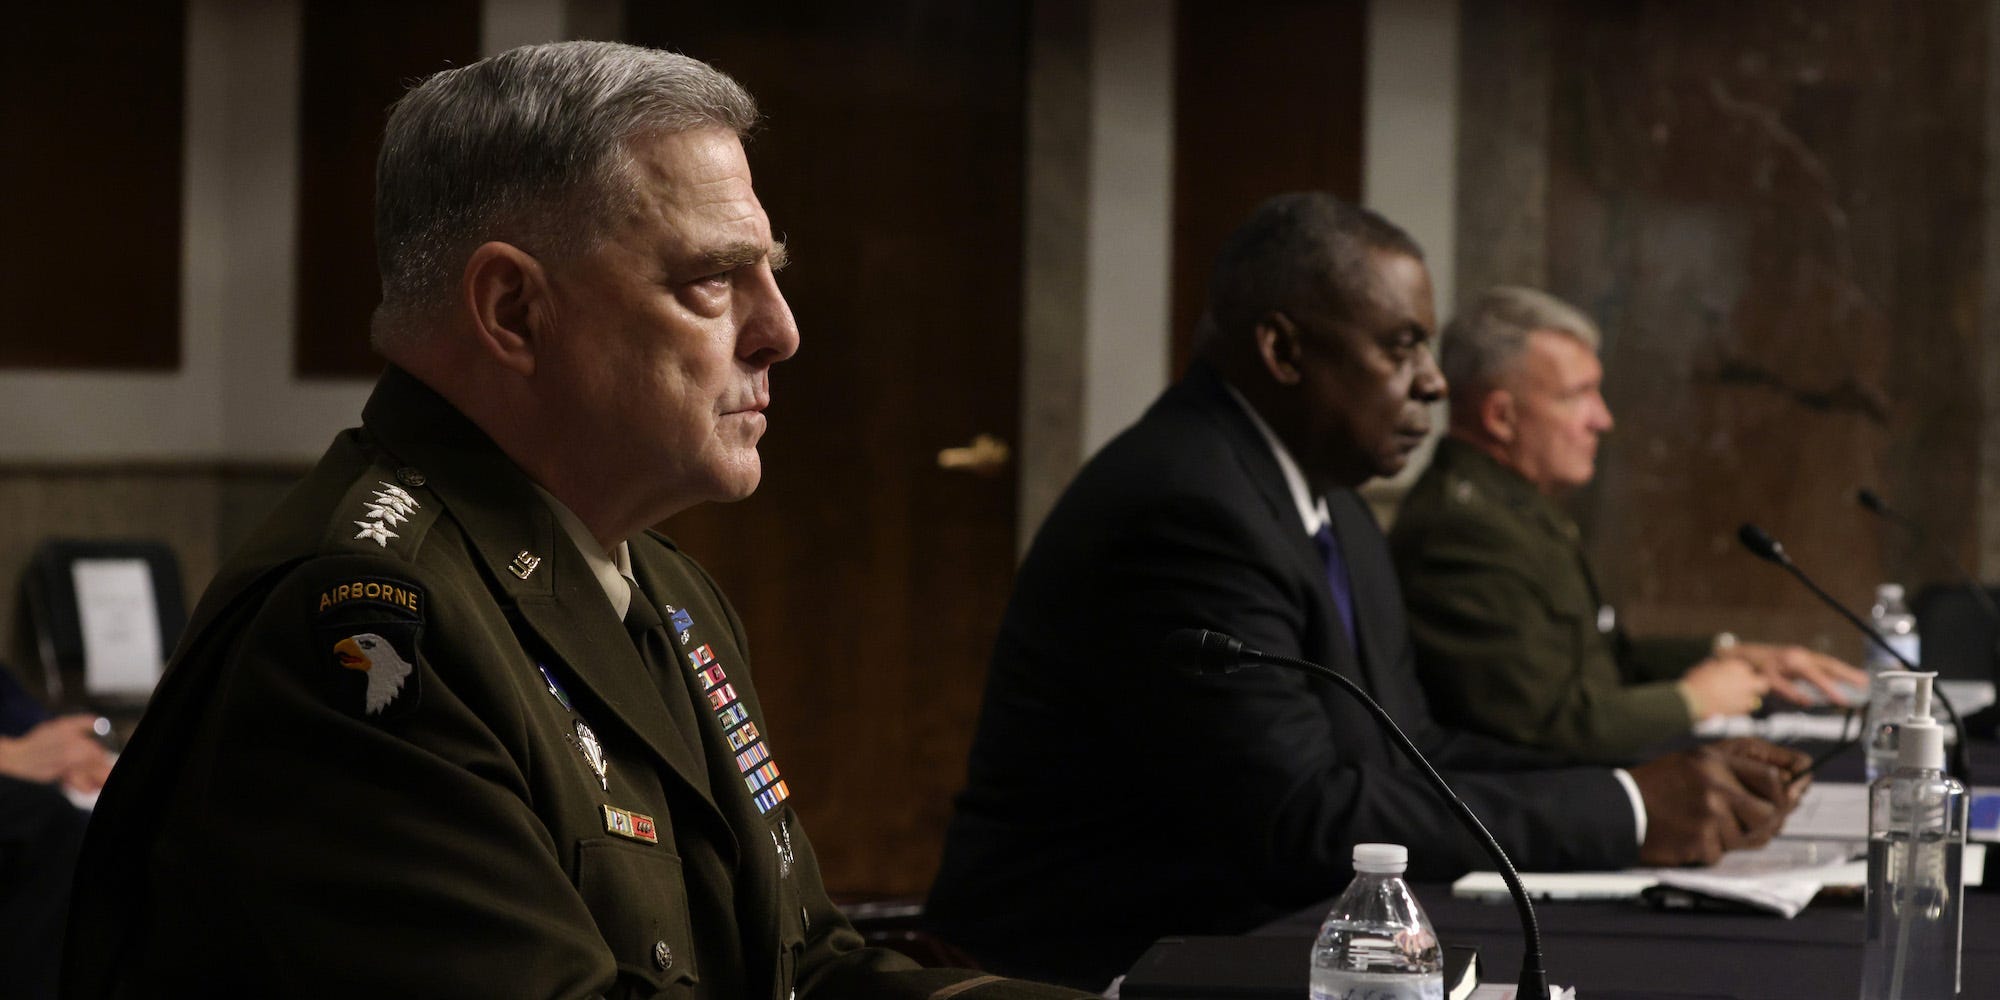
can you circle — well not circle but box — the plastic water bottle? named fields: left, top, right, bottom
left=1865, top=584, right=1922, bottom=783
left=1310, top=844, right=1443, bottom=1000
left=1861, top=672, right=1967, bottom=1000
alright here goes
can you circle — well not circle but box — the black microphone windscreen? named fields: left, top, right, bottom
left=1737, top=523, right=1788, bottom=565
left=1161, top=628, right=1244, bottom=675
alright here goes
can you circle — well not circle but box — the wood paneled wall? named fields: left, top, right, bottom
left=1, top=4, right=185, bottom=370
left=1169, top=0, right=1367, bottom=371
left=293, top=0, right=479, bottom=377
left=626, top=1, right=1029, bottom=898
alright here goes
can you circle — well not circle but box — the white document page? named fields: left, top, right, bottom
left=1780, top=782, right=1869, bottom=840
left=71, top=557, right=163, bottom=697
left=1786, top=781, right=2000, bottom=843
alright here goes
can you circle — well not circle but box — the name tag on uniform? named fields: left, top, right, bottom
left=602, top=805, right=659, bottom=844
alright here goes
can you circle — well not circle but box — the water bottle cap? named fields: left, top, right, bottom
left=1878, top=583, right=1905, bottom=602
left=1352, top=843, right=1408, bottom=873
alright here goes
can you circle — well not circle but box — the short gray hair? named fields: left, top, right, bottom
left=1202, top=191, right=1424, bottom=350
left=1439, top=285, right=1601, bottom=392
left=371, top=41, right=759, bottom=347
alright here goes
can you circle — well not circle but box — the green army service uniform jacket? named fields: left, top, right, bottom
left=64, top=367, right=1086, bottom=1000
left=1386, top=438, right=1712, bottom=763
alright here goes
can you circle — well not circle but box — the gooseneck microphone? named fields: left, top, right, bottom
left=1161, top=628, right=1549, bottom=1000
left=1857, top=488, right=2000, bottom=623
left=1857, top=488, right=2000, bottom=739
left=1737, top=524, right=1972, bottom=780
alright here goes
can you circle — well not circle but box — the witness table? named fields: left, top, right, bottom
left=1122, top=733, right=2000, bottom=999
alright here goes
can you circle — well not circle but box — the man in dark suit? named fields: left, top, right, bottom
left=924, top=193, right=1808, bottom=989
left=63, top=42, right=1087, bottom=1000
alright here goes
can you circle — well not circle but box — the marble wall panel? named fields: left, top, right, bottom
left=1531, top=0, right=1988, bottom=652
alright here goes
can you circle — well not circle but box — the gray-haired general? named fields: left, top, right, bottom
left=61, top=42, right=1088, bottom=1000
left=1388, top=286, right=1866, bottom=762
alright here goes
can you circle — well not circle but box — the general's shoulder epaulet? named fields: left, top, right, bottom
left=322, top=463, right=441, bottom=560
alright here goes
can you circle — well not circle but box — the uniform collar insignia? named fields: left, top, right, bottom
left=510, top=550, right=542, bottom=579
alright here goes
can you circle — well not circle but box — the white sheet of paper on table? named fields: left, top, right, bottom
left=71, top=557, right=163, bottom=697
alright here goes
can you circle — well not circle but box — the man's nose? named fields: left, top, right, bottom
left=1412, top=344, right=1447, bottom=403
left=1592, top=392, right=1614, bottom=432
left=740, top=265, right=800, bottom=366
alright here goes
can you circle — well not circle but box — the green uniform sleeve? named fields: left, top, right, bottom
left=1401, top=553, right=1694, bottom=764
left=1621, top=634, right=1713, bottom=683
left=144, top=554, right=625, bottom=998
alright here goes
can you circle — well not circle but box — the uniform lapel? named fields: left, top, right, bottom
left=625, top=541, right=785, bottom=979
left=360, top=367, right=724, bottom=818
left=508, top=541, right=722, bottom=817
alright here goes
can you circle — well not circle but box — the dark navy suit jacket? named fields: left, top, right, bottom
left=926, top=363, right=1638, bottom=987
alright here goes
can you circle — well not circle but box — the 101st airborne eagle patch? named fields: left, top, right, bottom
left=312, top=576, right=425, bottom=720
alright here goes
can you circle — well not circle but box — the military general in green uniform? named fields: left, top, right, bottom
left=63, top=42, right=1090, bottom=1000
left=1388, top=287, right=1865, bottom=763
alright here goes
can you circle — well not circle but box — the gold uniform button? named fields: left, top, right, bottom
left=653, top=941, right=673, bottom=971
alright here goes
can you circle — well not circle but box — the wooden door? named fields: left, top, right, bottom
left=626, top=2, right=1028, bottom=898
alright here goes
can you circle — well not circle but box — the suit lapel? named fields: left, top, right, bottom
left=1179, top=365, right=1365, bottom=680
left=1326, top=490, right=1392, bottom=692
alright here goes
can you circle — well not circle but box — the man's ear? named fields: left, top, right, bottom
left=1255, top=312, right=1305, bottom=386
left=1480, top=388, right=1518, bottom=445
left=463, top=241, right=549, bottom=377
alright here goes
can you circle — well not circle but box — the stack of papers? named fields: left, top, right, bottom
left=1693, top=679, right=1996, bottom=741
left=1453, top=833, right=1987, bottom=918
left=1785, top=782, right=2000, bottom=843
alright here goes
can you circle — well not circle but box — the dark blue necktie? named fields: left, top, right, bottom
left=1312, top=523, right=1358, bottom=643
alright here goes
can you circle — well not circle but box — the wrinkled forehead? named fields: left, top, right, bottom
left=1333, top=249, right=1434, bottom=331
left=1515, top=327, right=1602, bottom=388
left=617, top=128, right=775, bottom=249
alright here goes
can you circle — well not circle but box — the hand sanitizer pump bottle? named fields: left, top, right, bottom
left=1861, top=672, right=1967, bottom=1000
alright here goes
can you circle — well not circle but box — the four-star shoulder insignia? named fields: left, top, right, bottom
left=354, top=481, right=422, bottom=548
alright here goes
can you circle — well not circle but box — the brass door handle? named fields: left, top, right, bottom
left=937, top=433, right=1011, bottom=475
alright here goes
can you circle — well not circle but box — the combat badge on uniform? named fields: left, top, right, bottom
left=574, top=718, right=608, bottom=790
left=312, top=576, right=425, bottom=720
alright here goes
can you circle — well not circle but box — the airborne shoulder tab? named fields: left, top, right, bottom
left=324, top=464, right=440, bottom=559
